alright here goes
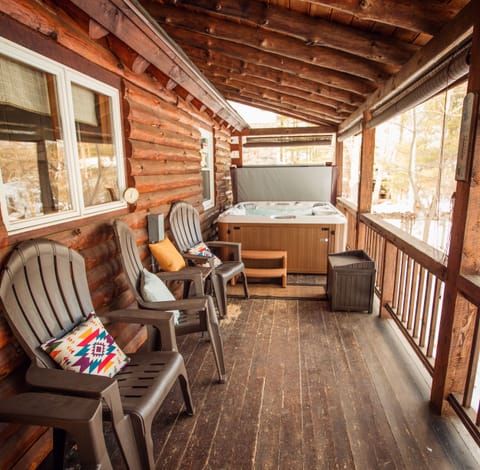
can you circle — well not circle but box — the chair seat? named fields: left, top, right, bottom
left=116, top=351, right=186, bottom=415
left=215, top=260, right=246, bottom=280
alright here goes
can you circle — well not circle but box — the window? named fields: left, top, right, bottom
left=341, top=133, right=362, bottom=206
left=199, top=127, right=214, bottom=209
left=0, top=37, right=125, bottom=233
left=373, top=81, right=467, bottom=253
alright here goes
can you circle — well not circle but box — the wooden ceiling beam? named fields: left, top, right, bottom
left=339, top=0, right=475, bottom=132
left=217, top=84, right=341, bottom=126
left=240, top=126, right=337, bottom=136
left=107, top=35, right=151, bottom=74
left=69, top=0, right=248, bottom=130
left=222, top=91, right=339, bottom=128
left=155, top=0, right=418, bottom=66
left=201, top=71, right=348, bottom=120
left=304, top=0, right=468, bottom=35
left=163, top=27, right=377, bottom=96
left=142, top=2, right=395, bottom=83
left=180, top=44, right=363, bottom=108
left=224, top=78, right=345, bottom=121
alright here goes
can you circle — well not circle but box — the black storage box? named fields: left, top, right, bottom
left=327, top=250, right=375, bottom=313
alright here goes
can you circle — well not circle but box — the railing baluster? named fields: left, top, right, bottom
left=392, top=250, right=403, bottom=313
left=462, top=307, right=480, bottom=409
left=413, top=267, right=426, bottom=339
left=407, top=261, right=420, bottom=331
left=402, top=256, right=413, bottom=323
left=419, top=272, right=434, bottom=349
left=427, top=278, right=443, bottom=359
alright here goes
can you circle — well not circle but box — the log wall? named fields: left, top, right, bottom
left=0, top=1, right=234, bottom=467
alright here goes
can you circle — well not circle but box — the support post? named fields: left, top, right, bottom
left=431, top=13, right=480, bottom=413
left=356, top=111, right=375, bottom=249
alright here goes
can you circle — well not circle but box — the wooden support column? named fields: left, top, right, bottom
left=431, top=13, right=480, bottom=413
left=356, top=111, right=375, bottom=249
left=335, top=138, right=343, bottom=199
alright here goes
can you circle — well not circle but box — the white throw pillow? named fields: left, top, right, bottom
left=140, top=268, right=180, bottom=325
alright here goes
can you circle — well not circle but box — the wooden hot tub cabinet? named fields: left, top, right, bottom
left=218, top=222, right=340, bottom=274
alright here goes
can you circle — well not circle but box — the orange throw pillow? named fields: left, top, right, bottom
left=149, top=237, right=185, bottom=272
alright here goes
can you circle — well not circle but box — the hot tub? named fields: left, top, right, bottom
left=218, top=201, right=346, bottom=274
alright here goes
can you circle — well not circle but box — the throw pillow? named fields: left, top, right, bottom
left=187, top=242, right=222, bottom=267
left=149, top=237, right=186, bottom=272
left=140, top=268, right=180, bottom=324
left=41, top=313, right=129, bottom=378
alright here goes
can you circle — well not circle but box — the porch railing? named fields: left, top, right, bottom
left=337, top=199, right=480, bottom=445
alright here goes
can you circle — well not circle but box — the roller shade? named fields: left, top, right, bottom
left=337, top=120, right=362, bottom=142
left=367, top=42, right=471, bottom=129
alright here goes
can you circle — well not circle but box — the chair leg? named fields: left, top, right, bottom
left=129, top=414, right=155, bottom=470
left=205, top=296, right=226, bottom=382
left=211, top=274, right=227, bottom=318
left=178, top=365, right=195, bottom=415
left=241, top=270, right=249, bottom=298
left=52, top=428, right=66, bottom=470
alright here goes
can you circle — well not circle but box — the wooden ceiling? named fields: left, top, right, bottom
left=137, top=0, right=470, bottom=129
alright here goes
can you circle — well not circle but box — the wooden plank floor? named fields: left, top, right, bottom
left=70, top=298, right=480, bottom=469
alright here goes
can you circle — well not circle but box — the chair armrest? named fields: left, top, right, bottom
left=103, top=308, right=178, bottom=351
left=26, top=362, right=138, bottom=462
left=182, top=252, right=216, bottom=268
left=207, top=241, right=241, bottom=261
left=138, top=296, right=209, bottom=313
left=157, top=268, right=208, bottom=295
left=26, top=362, right=116, bottom=398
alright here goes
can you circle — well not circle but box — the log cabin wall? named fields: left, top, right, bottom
left=0, top=1, right=235, bottom=467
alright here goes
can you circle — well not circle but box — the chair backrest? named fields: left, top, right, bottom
left=168, top=201, right=203, bottom=252
left=112, top=219, right=145, bottom=306
left=0, top=239, right=93, bottom=368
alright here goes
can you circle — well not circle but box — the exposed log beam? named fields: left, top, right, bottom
left=181, top=44, right=362, bottom=109
left=339, top=0, right=475, bottom=132
left=212, top=70, right=356, bottom=115
left=88, top=19, right=109, bottom=39
left=107, top=35, right=151, bottom=74
left=157, top=0, right=419, bottom=66
left=240, top=126, right=337, bottom=136
left=69, top=0, right=248, bottom=130
left=142, top=1, right=395, bottom=83
left=304, top=0, right=469, bottom=35
left=162, top=27, right=377, bottom=96
left=202, top=71, right=347, bottom=121
left=218, top=84, right=339, bottom=126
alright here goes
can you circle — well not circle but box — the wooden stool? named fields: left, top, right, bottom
left=242, top=250, right=287, bottom=287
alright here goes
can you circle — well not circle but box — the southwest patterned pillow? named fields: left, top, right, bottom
left=187, top=242, right=222, bottom=267
left=41, top=313, right=129, bottom=378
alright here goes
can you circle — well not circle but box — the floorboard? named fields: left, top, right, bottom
left=60, top=297, right=480, bottom=470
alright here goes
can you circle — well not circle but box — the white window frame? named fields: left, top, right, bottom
left=200, top=127, right=215, bottom=210
left=0, top=37, right=127, bottom=234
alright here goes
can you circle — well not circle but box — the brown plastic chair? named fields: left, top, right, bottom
left=0, top=238, right=195, bottom=470
left=168, top=200, right=249, bottom=318
left=113, top=219, right=226, bottom=382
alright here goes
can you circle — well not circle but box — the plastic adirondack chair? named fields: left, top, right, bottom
left=168, top=201, right=249, bottom=318
left=113, top=219, right=226, bottom=382
left=0, top=239, right=195, bottom=470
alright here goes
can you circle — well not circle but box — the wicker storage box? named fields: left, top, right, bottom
left=327, top=250, right=375, bottom=313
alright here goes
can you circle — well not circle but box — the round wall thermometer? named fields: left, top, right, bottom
left=123, top=187, right=139, bottom=204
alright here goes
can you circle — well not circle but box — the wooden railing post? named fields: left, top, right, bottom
left=431, top=12, right=480, bottom=413
left=356, top=111, right=375, bottom=250
left=380, top=240, right=396, bottom=319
